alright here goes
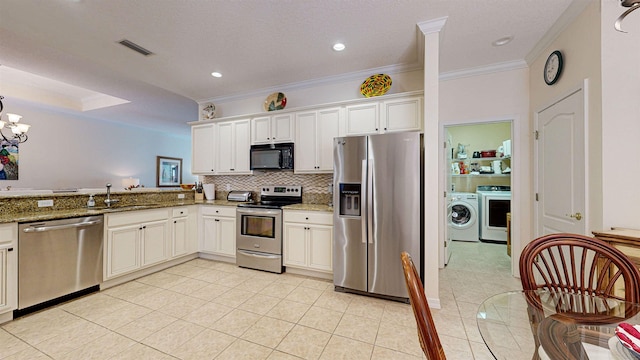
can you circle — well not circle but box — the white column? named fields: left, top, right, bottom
left=418, top=17, right=447, bottom=308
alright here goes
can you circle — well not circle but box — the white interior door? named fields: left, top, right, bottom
left=535, top=88, right=586, bottom=236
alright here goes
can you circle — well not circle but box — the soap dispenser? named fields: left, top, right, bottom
left=87, top=194, right=95, bottom=207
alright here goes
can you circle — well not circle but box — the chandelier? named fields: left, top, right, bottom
left=0, top=96, right=30, bottom=144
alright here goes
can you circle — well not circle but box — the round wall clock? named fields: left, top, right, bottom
left=544, top=50, right=563, bottom=85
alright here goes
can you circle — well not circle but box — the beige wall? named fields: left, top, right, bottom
left=600, top=0, right=640, bottom=229
left=210, top=69, right=424, bottom=118
left=528, top=1, right=603, bottom=233
left=439, top=68, right=530, bottom=273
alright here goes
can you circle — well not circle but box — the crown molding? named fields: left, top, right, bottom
left=439, top=60, right=528, bottom=81
left=416, top=17, right=448, bottom=66
left=198, top=62, right=423, bottom=104
left=525, top=0, right=591, bottom=65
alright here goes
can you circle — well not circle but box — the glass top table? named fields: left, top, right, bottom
left=476, top=290, right=640, bottom=360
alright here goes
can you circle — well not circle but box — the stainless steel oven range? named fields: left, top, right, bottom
left=236, top=185, right=302, bottom=273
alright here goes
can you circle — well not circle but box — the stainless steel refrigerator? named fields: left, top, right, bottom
left=333, top=131, right=423, bottom=301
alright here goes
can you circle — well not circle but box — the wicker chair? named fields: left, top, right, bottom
left=401, top=251, right=446, bottom=360
left=520, top=233, right=640, bottom=304
left=519, top=233, right=640, bottom=359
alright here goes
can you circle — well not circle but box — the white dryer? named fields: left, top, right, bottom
left=448, top=192, right=479, bottom=242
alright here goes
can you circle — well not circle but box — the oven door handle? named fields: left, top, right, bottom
left=236, top=207, right=281, bottom=216
left=237, top=249, right=280, bottom=259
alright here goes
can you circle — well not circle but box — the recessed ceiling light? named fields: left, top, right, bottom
left=492, top=36, right=513, bottom=47
left=333, top=43, right=346, bottom=51
left=211, top=72, right=222, bottom=78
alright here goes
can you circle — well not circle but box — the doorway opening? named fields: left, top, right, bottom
left=443, top=121, right=513, bottom=276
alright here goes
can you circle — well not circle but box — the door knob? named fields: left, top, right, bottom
left=567, top=212, right=582, bottom=221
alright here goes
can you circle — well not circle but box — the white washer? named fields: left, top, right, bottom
left=448, top=192, right=479, bottom=242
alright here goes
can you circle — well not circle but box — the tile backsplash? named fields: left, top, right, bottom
left=203, top=172, right=333, bottom=204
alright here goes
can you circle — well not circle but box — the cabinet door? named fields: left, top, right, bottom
left=308, top=225, right=333, bottom=272
left=172, top=216, right=189, bottom=258
left=141, top=220, right=169, bottom=267
left=345, top=103, right=379, bottom=136
left=192, top=123, right=216, bottom=174
left=217, top=122, right=234, bottom=173
left=202, top=215, right=218, bottom=253
left=251, top=116, right=272, bottom=144
left=294, top=111, right=318, bottom=172
left=316, top=107, right=341, bottom=172
left=0, top=246, right=9, bottom=312
left=283, top=223, right=308, bottom=267
left=217, top=217, right=236, bottom=256
left=381, top=96, right=422, bottom=133
left=272, top=113, right=294, bottom=143
left=233, top=119, right=251, bottom=173
left=106, top=225, right=141, bottom=278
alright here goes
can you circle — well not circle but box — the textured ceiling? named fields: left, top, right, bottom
left=0, top=0, right=591, bottom=134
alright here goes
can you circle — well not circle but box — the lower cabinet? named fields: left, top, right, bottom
left=105, top=208, right=170, bottom=280
left=201, top=206, right=236, bottom=257
left=0, top=223, right=17, bottom=316
left=283, top=210, right=333, bottom=273
left=171, top=206, right=198, bottom=258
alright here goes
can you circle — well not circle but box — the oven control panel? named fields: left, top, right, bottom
left=260, top=185, right=301, bottom=197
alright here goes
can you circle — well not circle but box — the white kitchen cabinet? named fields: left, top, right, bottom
left=380, top=96, right=423, bottom=133
left=344, top=95, right=422, bottom=136
left=283, top=210, right=333, bottom=273
left=201, top=206, right=236, bottom=257
left=217, top=119, right=251, bottom=175
left=171, top=206, right=197, bottom=258
left=0, top=223, right=17, bottom=315
left=105, top=209, right=170, bottom=279
left=344, top=102, right=379, bottom=136
left=251, top=113, right=294, bottom=144
left=191, top=123, right=217, bottom=174
left=294, top=107, right=340, bottom=173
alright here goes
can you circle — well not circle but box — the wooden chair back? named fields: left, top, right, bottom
left=401, top=251, right=446, bottom=360
left=519, top=233, right=640, bottom=303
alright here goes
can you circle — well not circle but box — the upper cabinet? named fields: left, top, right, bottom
left=217, top=119, right=251, bottom=175
left=344, top=95, right=422, bottom=136
left=191, top=123, right=216, bottom=174
left=251, top=113, right=294, bottom=145
left=295, top=107, right=341, bottom=173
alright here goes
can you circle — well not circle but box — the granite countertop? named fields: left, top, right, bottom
left=1, top=198, right=331, bottom=224
left=283, top=203, right=333, bottom=212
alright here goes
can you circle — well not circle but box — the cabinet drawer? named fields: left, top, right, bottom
left=201, top=206, right=236, bottom=218
left=0, top=223, right=17, bottom=243
left=107, top=208, right=170, bottom=227
left=172, top=207, right=189, bottom=217
left=284, top=211, right=333, bottom=225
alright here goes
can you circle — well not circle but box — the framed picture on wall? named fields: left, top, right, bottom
left=156, top=156, right=182, bottom=187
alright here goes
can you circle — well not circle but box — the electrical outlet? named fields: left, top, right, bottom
left=178, top=194, right=185, bottom=199
left=226, top=184, right=231, bottom=191
left=38, top=199, right=54, bottom=207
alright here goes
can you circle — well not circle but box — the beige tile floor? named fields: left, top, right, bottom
left=1, top=241, right=520, bottom=359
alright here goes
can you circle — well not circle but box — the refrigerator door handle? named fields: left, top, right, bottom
left=361, top=159, right=368, bottom=244
left=367, top=158, right=374, bottom=244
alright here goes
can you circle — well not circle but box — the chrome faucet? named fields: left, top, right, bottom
left=104, top=183, right=119, bottom=207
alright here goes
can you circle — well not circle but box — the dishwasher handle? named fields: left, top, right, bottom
left=22, top=219, right=103, bottom=233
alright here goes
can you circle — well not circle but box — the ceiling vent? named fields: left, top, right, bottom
left=117, top=39, right=154, bottom=56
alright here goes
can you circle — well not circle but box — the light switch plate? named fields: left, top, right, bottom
left=37, top=199, right=54, bottom=207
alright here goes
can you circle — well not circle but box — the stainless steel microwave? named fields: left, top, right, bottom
left=250, top=143, right=294, bottom=170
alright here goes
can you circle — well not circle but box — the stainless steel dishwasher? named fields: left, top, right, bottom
left=18, top=215, right=104, bottom=311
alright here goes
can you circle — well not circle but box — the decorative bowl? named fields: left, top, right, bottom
left=180, top=184, right=195, bottom=190
left=360, top=74, right=392, bottom=97
left=264, top=92, right=287, bottom=111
